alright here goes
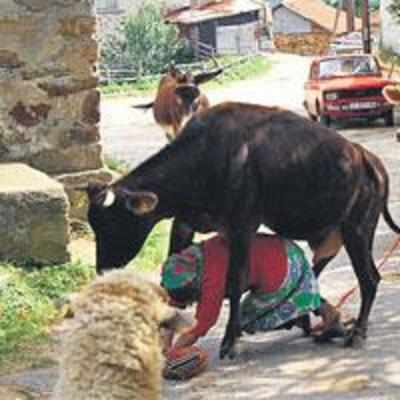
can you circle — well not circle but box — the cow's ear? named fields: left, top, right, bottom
left=175, top=85, right=200, bottom=107
left=124, top=191, right=159, bottom=216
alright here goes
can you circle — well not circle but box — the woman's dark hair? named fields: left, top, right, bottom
left=167, top=286, right=200, bottom=307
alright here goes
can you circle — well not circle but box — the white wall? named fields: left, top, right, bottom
left=273, top=6, right=312, bottom=34
left=380, top=0, right=400, bottom=54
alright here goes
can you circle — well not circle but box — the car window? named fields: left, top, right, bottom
left=318, top=57, right=379, bottom=78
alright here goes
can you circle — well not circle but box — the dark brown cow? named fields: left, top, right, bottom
left=134, top=65, right=222, bottom=141
left=87, top=101, right=400, bottom=360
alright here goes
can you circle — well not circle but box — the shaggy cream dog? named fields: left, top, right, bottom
left=52, top=269, right=179, bottom=400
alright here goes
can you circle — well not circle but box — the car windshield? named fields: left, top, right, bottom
left=319, top=57, right=379, bottom=78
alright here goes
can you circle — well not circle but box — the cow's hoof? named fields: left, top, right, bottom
left=219, top=341, right=237, bottom=360
left=220, top=336, right=237, bottom=360
left=344, top=328, right=366, bottom=349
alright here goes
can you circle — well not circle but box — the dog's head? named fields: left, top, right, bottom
left=72, top=269, right=188, bottom=340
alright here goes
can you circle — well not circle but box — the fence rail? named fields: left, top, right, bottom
left=99, top=53, right=257, bottom=85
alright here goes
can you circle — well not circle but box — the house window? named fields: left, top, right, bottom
left=97, top=0, right=120, bottom=13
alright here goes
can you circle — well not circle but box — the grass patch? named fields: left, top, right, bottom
left=204, top=55, right=273, bottom=90
left=100, top=54, right=273, bottom=97
left=0, top=262, right=94, bottom=358
left=128, top=220, right=172, bottom=271
left=104, top=155, right=130, bottom=175
left=0, top=219, right=174, bottom=362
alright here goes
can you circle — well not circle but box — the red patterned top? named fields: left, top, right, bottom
left=191, top=234, right=288, bottom=337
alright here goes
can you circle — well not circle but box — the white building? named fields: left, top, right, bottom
left=380, top=0, right=400, bottom=54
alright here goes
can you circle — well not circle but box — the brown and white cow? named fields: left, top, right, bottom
left=134, top=65, right=223, bottom=141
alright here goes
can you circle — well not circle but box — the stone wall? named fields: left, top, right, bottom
left=274, top=32, right=331, bottom=56
left=0, top=0, right=103, bottom=175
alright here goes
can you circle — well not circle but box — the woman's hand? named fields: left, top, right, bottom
left=173, top=327, right=199, bottom=349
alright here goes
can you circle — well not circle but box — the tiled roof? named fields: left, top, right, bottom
left=279, top=0, right=362, bottom=34
left=165, top=0, right=261, bottom=24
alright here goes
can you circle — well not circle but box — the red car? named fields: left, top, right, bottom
left=304, top=54, right=396, bottom=127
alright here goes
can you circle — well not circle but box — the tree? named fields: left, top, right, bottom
left=100, top=1, right=193, bottom=76
left=323, top=0, right=380, bottom=16
left=388, top=0, right=400, bottom=24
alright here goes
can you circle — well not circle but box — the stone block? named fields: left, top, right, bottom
left=55, top=168, right=117, bottom=220
left=0, top=163, right=70, bottom=265
left=29, top=143, right=103, bottom=174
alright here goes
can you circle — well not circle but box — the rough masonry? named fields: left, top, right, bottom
left=0, top=0, right=113, bottom=220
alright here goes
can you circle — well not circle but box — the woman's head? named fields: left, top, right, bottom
left=160, top=244, right=204, bottom=308
left=167, top=286, right=200, bottom=308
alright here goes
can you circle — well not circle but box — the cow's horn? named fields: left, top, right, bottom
left=103, top=190, right=116, bottom=207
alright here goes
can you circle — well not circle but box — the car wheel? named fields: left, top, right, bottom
left=384, top=109, right=394, bottom=127
left=318, top=114, right=331, bottom=127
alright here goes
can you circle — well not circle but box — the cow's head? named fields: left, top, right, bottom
left=85, top=183, right=160, bottom=274
left=163, top=64, right=222, bottom=89
left=134, top=64, right=222, bottom=141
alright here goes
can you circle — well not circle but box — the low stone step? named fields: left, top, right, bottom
left=0, top=163, right=70, bottom=265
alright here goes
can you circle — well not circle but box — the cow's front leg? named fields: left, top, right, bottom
left=220, top=231, right=250, bottom=360
left=168, top=218, right=195, bottom=256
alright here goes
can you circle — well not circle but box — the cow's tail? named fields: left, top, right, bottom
left=383, top=203, right=400, bottom=234
left=132, top=101, right=154, bottom=110
left=360, top=144, right=400, bottom=235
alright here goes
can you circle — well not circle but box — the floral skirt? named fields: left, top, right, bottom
left=240, top=240, right=320, bottom=333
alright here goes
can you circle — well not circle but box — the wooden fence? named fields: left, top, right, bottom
left=99, top=53, right=256, bottom=85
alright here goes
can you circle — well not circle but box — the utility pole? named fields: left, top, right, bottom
left=362, top=0, right=371, bottom=53
left=344, top=0, right=355, bottom=32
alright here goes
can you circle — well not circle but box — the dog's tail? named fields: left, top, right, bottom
left=360, top=144, right=400, bottom=235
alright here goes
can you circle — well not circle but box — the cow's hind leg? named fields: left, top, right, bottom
left=220, top=231, right=251, bottom=360
left=341, top=206, right=381, bottom=348
left=313, top=256, right=334, bottom=278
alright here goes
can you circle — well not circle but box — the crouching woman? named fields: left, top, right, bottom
left=161, top=233, right=342, bottom=350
